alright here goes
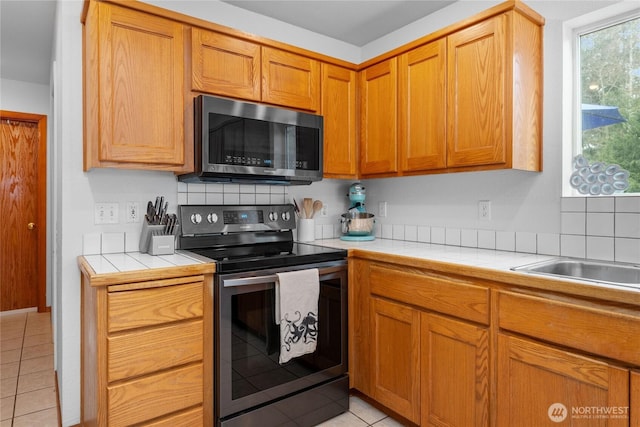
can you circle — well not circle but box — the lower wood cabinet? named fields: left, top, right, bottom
left=497, top=334, right=630, bottom=427
left=350, top=256, right=639, bottom=427
left=632, top=371, right=640, bottom=426
left=80, top=265, right=214, bottom=427
left=370, top=297, right=421, bottom=423
left=355, top=259, right=489, bottom=426
left=421, top=313, right=488, bottom=427
left=369, top=297, right=490, bottom=426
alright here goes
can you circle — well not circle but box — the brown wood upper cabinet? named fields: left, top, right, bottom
left=321, top=64, right=358, bottom=178
left=83, top=1, right=188, bottom=171
left=359, top=58, right=398, bottom=176
left=362, top=5, right=543, bottom=177
left=399, top=38, right=447, bottom=172
left=261, top=47, right=320, bottom=112
left=190, top=27, right=261, bottom=101
left=191, top=28, right=320, bottom=112
left=447, top=12, right=541, bottom=171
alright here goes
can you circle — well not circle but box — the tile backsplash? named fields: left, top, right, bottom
left=82, top=185, right=640, bottom=264
left=560, top=196, right=640, bottom=263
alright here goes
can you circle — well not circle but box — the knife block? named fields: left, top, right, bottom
left=139, top=222, right=179, bottom=254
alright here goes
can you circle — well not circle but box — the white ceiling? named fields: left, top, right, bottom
left=0, top=0, right=455, bottom=86
left=0, top=0, right=627, bottom=86
left=220, top=1, right=456, bottom=46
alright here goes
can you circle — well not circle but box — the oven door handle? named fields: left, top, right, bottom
left=222, top=274, right=278, bottom=288
left=221, top=263, right=346, bottom=288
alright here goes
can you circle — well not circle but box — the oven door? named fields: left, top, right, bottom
left=216, top=260, right=348, bottom=420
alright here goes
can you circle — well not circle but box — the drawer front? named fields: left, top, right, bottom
left=139, top=406, right=203, bottom=427
left=108, top=319, right=203, bottom=382
left=498, top=291, right=640, bottom=365
left=108, top=282, right=203, bottom=332
left=108, top=363, right=203, bottom=427
left=369, top=264, right=489, bottom=324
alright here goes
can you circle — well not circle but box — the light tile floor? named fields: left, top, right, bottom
left=1, top=311, right=59, bottom=427
left=317, top=396, right=407, bottom=427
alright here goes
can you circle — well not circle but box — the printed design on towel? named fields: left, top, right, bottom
left=281, top=310, right=318, bottom=352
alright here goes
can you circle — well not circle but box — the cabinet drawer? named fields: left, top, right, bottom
left=108, top=319, right=203, bottom=382
left=108, top=363, right=203, bottom=427
left=369, top=264, right=489, bottom=324
left=108, top=282, right=203, bottom=332
left=139, top=406, right=203, bottom=426
left=498, top=291, right=640, bottom=365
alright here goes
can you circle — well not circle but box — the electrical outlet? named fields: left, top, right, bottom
left=321, top=204, right=328, bottom=217
left=379, top=201, right=388, bottom=218
left=95, top=202, right=119, bottom=224
left=478, top=200, right=492, bottom=221
left=126, top=202, right=139, bottom=223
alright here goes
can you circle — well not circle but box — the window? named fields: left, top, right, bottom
left=571, top=11, right=640, bottom=194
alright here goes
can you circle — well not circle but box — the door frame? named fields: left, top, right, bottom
left=1, top=110, right=48, bottom=312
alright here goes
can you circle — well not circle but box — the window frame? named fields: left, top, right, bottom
left=563, top=4, right=640, bottom=196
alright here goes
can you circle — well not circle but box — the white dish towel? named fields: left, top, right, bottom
left=275, top=268, right=320, bottom=364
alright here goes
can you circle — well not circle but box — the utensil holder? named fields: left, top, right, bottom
left=139, top=222, right=179, bottom=254
left=298, top=218, right=315, bottom=242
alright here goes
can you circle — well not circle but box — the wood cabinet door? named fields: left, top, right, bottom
left=370, top=297, right=420, bottom=423
left=421, top=313, right=488, bottom=427
left=399, top=39, right=447, bottom=172
left=632, top=371, right=640, bottom=427
left=359, top=58, right=398, bottom=176
left=191, top=28, right=261, bottom=100
left=321, top=63, right=358, bottom=178
left=261, top=47, right=319, bottom=111
left=497, top=334, right=630, bottom=427
left=95, top=3, right=185, bottom=167
left=447, top=15, right=506, bottom=168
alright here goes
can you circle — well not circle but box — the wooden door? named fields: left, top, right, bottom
left=370, top=297, right=420, bottom=423
left=321, top=63, right=357, bottom=178
left=497, top=334, right=630, bottom=427
left=0, top=111, right=47, bottom=312
left=191, top=28, right=261, bottom=101
left=261, top=47, right=320, bottom=111
left=359, top=58, right=398, bottom=176
left=399, top=39, right=447, bottom=172
left=86, top=2, right=185, bottom=169
left=447, top=15, right=506, bottom=168
left=421, top=313, right=488, bottom=427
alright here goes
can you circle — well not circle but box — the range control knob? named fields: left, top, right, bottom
left=207, top=213, right=219, bottom=224
left=281, top=211, right=291, bottom=222
left=268, top=211, right=278, bottom=222
left=190, top=213, right=202, bottom=224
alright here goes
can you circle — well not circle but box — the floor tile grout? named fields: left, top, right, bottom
left=1, top=311, right=59, bottom=427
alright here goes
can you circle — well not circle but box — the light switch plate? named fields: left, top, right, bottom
left=95, top=202, right=119, bottom=224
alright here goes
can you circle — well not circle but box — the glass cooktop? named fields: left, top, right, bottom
left=189, top=242, right=346, bottom=273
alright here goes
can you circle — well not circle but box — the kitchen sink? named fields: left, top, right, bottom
left=511, top=258, right=640, bottom=288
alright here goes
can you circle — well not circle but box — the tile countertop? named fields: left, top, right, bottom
left=78, top=251, right=215, bottom=287
left=313, top=238, right=640, bottom=307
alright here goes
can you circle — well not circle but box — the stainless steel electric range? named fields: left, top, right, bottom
left=177, top=204, right=349, bottom=427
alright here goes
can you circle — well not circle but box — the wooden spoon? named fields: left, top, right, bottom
left=311, top=200, right=323, bottom=218
left=303, top=198, right=313, bottom=218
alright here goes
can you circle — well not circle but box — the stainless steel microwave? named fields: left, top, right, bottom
left=179, top=95, right=323, bottom=185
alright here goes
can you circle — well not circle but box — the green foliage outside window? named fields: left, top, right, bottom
left=580, top=16, right=640, bottom=193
